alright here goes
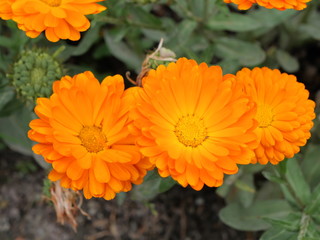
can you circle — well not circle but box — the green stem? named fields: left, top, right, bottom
left=298, top=213, right=310, bottom=240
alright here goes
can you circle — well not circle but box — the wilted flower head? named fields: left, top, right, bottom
left=235, top=67, right=315, bottom=164
left=129, top=58, right=258, bottom=190
left=8, top=0, right=106, bottom=42
left=224, top=0, right=311, bottom=10
left=28, top=71, right=153, bottom=200
left=12, top=49, right=63, bottom=102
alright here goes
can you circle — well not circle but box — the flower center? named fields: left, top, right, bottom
left=40, top=0, right=61, bottom=7
left=256, top=104, right=274, bottom=128
left=78, top=126, right=107, bottom=153
left=31, top=68, right=46, bottom=85
left=174, top=115, right=208, bottom=148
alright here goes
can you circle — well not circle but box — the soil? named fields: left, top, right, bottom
left=0, top=149, right=260, bottom=240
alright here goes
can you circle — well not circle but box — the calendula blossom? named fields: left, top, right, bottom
left=224, top=0, right=311, bottom=10
left=129, top=58, right=258, bottom=190
left=235, top=67, right=315, bottom=165
left=8, top=0, right=106, bottom=42
left=0, top=0, right=14, bottom=20
left=28, top=71, right=153, bottom=200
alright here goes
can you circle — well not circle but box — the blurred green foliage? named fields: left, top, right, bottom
left=0, top=0, right=320, bottom=239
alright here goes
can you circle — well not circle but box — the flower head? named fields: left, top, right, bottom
left=12, top=49, right=63, bottom=102
left=224, top=0, right=311, bottom=10
left=129, top=58, right=258, bottom=190
left=235, top=67, right=315, bottom=165
left=28, top=71, right=153, bottom=200
left=10, top=0, right=106, bottom=42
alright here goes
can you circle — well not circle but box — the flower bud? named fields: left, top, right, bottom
left=12, top=49, right=63, bottom=102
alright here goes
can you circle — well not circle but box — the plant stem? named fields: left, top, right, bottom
left=298, top=212, right=310, bottom=240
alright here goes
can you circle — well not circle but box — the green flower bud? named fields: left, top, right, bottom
left=11, top=49, right=63, bottom=103
left=148, top=47, right=177, bottom=69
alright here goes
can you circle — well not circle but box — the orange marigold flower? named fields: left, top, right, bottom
left=129, top=58, right=258, bottom=190
left=225, top=0, right=311, bottom=10
left=28, top=71, right=153, bottom=200
left=0, top=0, right=15, bottom=20
left=10, top=0, right=106, bottom=42
left=235, top=67, right=315, bottom=165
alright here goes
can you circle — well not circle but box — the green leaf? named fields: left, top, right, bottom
left=250, top=9, right=296, bottom=28
left=0, top=106, right=34, bottom=156
left=235, top=174, right=255, bottom=208
left=159, top=176, right=177, bottom=193
left=70, top=23, right=102, bottom=56
left=264, top=212, right=301, bottom=232
left=219, top=199, right=292, bottom=231
left=130, top=170, right=176, bottom=201
left=276, top=49, right=299, bottom=73
left=103, top=30, right=142, bottom=72
left=218, top=59, right=241, bottom=74
left=262, top=171, right=286, bottom=184
left=127, top=5, right=162, bottom=29
left=285, top=158, right=311, bottom=206
left=207, top=13, right=262, bottom=32
left=302, top=144, right=320, bottom=189
left=305, top=183, right=320, bottom=215
left=167, top=20, right=198, bottom=50
left=260, top=226, right=298, bottom=240
left=0, top=87, right=15, bottom=112
left=214, top=37, right=266, bottom=67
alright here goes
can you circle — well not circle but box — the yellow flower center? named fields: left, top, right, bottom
left=256, top=104, right=274, bottom=128
left=40, top=0, right=62, bottom=7
left=174, top=115, right=208, bottom=148
left=78, top=126, right=107, bottom=153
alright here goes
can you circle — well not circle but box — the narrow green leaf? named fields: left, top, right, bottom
left=285, top=158, right=311, bottom=206
left=70, top=23, right=102, bottom=56
left=207, top=13, right=261, bottom=32
left=167, top=20, right=198, bottom=49
left=262, top=171, right=285, bottom=184
left=305, top=183, right=320, bottom=215
left=103, top=30, right=142, bottom=72
left=302, top=144, right=320, bottom=189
